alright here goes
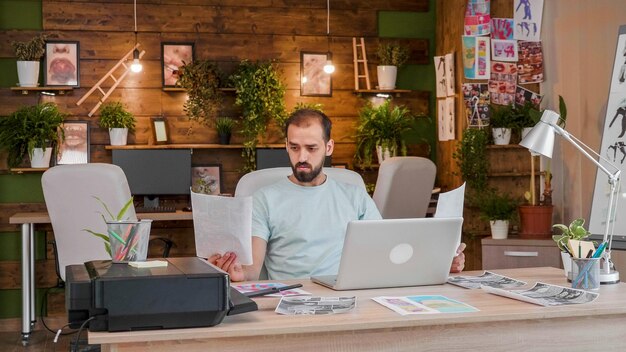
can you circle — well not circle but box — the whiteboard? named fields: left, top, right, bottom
left=589, top=25, right=626, bottom=239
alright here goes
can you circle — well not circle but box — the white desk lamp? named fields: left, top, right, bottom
left=520, top=109, right=621, bottom=284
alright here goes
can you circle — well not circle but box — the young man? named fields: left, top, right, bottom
left=211, top=109, right=465, bottom=281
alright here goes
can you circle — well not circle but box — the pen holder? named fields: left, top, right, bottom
left=571, top=258, right=600, bottom=291
left=106, top=220, right=152, bottom=263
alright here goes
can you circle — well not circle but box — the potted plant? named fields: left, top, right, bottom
left=215, top=117, right=236, bottom=145
left=98, top=102, right=136, bottom=146
left=489, top=104, right=516, bottom=145
left=0, top=102, right=65, bottom=168
left=230, top=60, right=287, bottom=171
left=376, top=41, right=409, bottom=90
left=11, top=33, right=46, bottom=87
left=518, top=96, right=568, bottom=238
left=477, top=189, right=518, bottom=239
left=177, top=60, right=223, bottom=130
left=553, top=218, right=591, bottom=278
left=354, top=100, right=415, bottom=167
left=453, top=128, right=489, bottom=190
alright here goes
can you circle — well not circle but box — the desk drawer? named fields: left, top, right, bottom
left=482, top=243, right=562, bottom=270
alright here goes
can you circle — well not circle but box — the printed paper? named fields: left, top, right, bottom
left=491, top=39, right=518, bottom=62
left=517, top=41, right=544, bottom=84
left=462, top=83, right=490, bottom=127
left=483, top=282, right=599, bottom=306
left=491, top=18, right=514, bottom=40
left=447, top=271, right=527, bottom=289
left=489, top=61, right=518, bottom=105
left=464, top=0, right=491, bottom=36
left=437, top=98, right=456, bottom=141
left=445, top=53, right=456, bottom=96
left=515, top=86, right=543, bottom=108
left=514, top=0, right=543, bottom=41
left=233, top=282, right=311, bottom=297
left=275, top=296, right=356, bottom=315
left=434, top=55, right=447, bottom=98
left=462, top=36, right=490, bottom=79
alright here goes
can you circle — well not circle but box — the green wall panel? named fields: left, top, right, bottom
left=0, top=288, right=50, bottom=319
left=0, top=231, right=47, bottom=261
left=0, top=59, right=18, bottom=88
left=378, top=11, right=436, bottom=40
left=0, top=174, right=45, bottom=203
left=0, top=0, right=42, bottom=30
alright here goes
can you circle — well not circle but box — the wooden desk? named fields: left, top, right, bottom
left=90, top=267, right=626, bottom=351
left=8, top=210, right=192, bottom=344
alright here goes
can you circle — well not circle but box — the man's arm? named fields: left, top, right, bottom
left=450, top=243, right=466, bottom=273
left=209, top=237, right=268, bottom=282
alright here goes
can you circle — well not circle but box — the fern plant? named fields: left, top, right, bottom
left=177, top=60, right=223, bottom=127
left=377, top=42, right=410, bottom=67
left=98, top=102, right=136, bottom=130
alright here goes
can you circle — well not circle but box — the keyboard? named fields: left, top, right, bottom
left=135, top=206, right=176, bottom=213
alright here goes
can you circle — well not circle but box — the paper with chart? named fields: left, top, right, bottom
left=374, top=295, right=478, bottom=315
left=482, top=282, right=599, bottom=306
left=191, top=191, right=253, bottom=265
left=447, top=271, right=526, bottom=289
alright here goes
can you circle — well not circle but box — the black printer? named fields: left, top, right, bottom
left=65, top=257, right=257, bottom=332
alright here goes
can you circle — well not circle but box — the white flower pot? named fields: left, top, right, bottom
left=492, top=127, right=512, bottom=145
left=490, top=220, right=509, bottom=239
left=376, top=145, right=395, bottom=164
left=377, top=65, right=397, bottom=90
left=29, top=147, right=52, bottom=168
left=109, top=128, right=129, bottom=146
left=561, top=251, right=572, bottom=280
left=521, top=127, right=533, bottom=140
left=17, top=61, right=40, bottom=87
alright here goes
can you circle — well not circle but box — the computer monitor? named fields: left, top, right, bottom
left=112, top=149, right=192, bottom=208
left=256, top=148, right=331, bottom=169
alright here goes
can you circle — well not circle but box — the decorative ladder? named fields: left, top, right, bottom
left=76, top=44, right=146, bottom=117
left=352, top=37, right=371, bottom=90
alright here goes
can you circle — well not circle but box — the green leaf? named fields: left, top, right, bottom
left=93, top=196, right=115, bottom=219
left=116, top=197, right=134, bottom=220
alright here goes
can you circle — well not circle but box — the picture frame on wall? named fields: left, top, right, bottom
left=161, top=42, right=194, bottom=87
left=44, top=40, right=80, bottom=87
left=57, top=121, right=89, bottom=165
left=300, top=51, right=332, bottom=97
left=151, top=117, right=169, bottom=144
left=191, top=164, right=222, bottom=195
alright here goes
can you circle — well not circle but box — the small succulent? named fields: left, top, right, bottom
left=552, top=218, right=591, bottom=252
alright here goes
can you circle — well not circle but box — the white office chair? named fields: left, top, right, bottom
left=372, top=157, right=436, bottom=219
left=42, top=164, right=173, bottom=282
left=42, top=164, right=137, bottom=281
left=235, top=167, right=366, bottom=196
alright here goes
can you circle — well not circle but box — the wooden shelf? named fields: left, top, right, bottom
left=11, top=86, right=73, bottom=95
left=105, top=143, right=285, bottom=150
left=487, top=144, right=525, bottom=149
left=488, top=171, right=534, bottom=177
left=354, top=89, right=411, bottom=97
left=10, top=167, right=49, bottom=173
left=162, top=87, right=236, bottom=92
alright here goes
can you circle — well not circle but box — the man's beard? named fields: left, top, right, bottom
left=291, top=161, right=323, bottom=183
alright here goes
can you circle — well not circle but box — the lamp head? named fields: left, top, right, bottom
left=130, top=49, right=143, bottom=73
left=323, top=59, right=335, bottom=74
left=519, top=109, right=561, bottom=158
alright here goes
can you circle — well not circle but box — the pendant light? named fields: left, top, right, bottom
left=323, top=0, right=335, bottom=74
left=130, top=0, right=143, bottom=73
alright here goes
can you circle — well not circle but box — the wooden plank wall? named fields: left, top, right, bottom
left=0, top=0, right=432, bottom=313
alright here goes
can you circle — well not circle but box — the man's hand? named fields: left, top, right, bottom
left=208, top=252, right=245, bottom=282
left=450, top=243, right=466, bottom=273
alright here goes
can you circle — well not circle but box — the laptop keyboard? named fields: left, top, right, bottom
left=135, top=206, right=176, bottom=213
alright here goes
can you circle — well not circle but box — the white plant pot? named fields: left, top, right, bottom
left=17, top=61, right=40, bottom=87
left=376, top=145, right=395, bottom=164
left=521, top=127, right=533, bottom=140
left=109, top=128, right=129, bottom=146
left=377, top=65, right=397, bottom=90
left=561, top=251, right=572, bottom=280
left=29, top=147, right=52, bottom=168
left=492, top=127, right=512, bottom=145
left=490, top=220, right=509, bottom=239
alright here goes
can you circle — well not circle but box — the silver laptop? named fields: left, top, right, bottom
left=311, top=217, right=463, bottom=290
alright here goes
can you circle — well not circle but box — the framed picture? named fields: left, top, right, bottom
left=191, top=165, right=222, bottom=195
left=300, top=51, right=332, bottom=97
left=44, top=40, right=80, bottom=87
left=161, top=42, right=194, bottom=87
left=57, top=121, right=89, bottom=165
left=151, top=117, right=169, bottom=144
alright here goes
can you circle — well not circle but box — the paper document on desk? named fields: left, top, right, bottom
left=447, top=271, right=527, bottom=289
left=373, top=295, right=478, bottom=315
left=191, top=191, right=253, bottom=265
left=233, top=283, right=311, bottom=297
left=482, top=282, right=599, bottom=306
left=275, top=296, right=356, bottom=315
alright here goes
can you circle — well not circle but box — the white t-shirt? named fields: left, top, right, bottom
left=252, top=176, right=382, bottom=279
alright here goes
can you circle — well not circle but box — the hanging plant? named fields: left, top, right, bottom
left=177, top=60, right=223, bottom=128
left=230, top=60, right=286, bottom=171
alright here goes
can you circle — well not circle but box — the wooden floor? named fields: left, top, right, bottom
left=0, top=314, right=91, bottom=352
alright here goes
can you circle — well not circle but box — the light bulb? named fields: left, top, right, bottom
left=130, top=49, right=142, bottom=73
left=323, top=60, right=335, bottom=74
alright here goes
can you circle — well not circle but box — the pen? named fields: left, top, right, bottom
left=585, top=249, right=593, bottom=259
left=244, top=283, right=303, bottom=298
left=592, top=242, right=607, bottom=259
